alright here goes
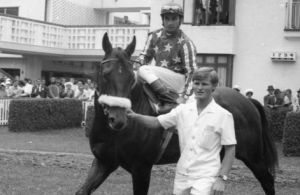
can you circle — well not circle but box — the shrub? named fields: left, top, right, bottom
left=265, top=107, right=290, bottom=141
left=282, top=112, right=300, bottom=156
left=8, top=98, right=83, bottom=132
left=84, top=105, right=95, bottom=137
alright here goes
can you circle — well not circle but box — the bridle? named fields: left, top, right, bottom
left=100, top=57, right=138, bottom=89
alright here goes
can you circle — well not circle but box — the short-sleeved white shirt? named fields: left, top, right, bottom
left=158, top=98, right=236, bottom=178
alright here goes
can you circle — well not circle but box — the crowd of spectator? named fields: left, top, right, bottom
left=263, top=85, right=300, bottom=112
left=231, top=84, right=300, bottom=112
left=0, top=76, right=96, bottom=101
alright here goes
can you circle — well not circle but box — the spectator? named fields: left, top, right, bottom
left=20, top=78, right=33, bottom=97
left=48, top=77, right=60, bottom=99
left=70, top=77, right=78, bottom=92
left=244, top=89, right=253, bottom=99
left=57, top=81, right=65, bottom=98
left=0, top=83, right=7, bottom=98
left=293, top=89, right=300, bottom=112
left=31, top=79, right=48, bottom=98
left=232, top=84, right=241, bottom=93
left=283, top=89, right=293, bottom=110
left=6, top=81, right=23, bottom=98
left=4, top=78, right=12, bottom=90
left=86, top=78, right=92, bottom=87
left=83, top=83, right=94, bottom=101
left=74, top=81, right=89, bottom=100
left=60, top=77, right=66, bottom=86
left=263, top=85, right=276, bottom=108
left=88, top=82, right=96, bottom=100
left=14, top=75, right=20, bottom=81
left=63, top=82, right=75, bottom=98
left=274, top=88, right=284, bottom=106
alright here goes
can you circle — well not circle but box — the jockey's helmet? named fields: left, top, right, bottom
left=160, top=2, right=183, bottom=17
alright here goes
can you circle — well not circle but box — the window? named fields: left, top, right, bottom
left=192, top=0, right=235, bottom=25
left=196, top=54, right=233, bottom=87
left=0, top=7, right=19, bottom=16
left=285, top=0, right=300, bottom=30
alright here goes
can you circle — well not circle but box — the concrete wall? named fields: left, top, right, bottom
left=48, top=0, right=106, bottom=25
left=24, top=56, right=43, bottom=79
left=0, top=0, right=46, bottom=21
left=234, top=0, right=300, bottom=102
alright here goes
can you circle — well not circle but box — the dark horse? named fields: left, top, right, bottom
left=76, top=33, right=278, bottom=195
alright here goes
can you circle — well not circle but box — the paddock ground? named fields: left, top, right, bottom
left=0, top=127, right=299, bottom=195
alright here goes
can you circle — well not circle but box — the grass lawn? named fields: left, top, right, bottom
left=0, top=126, right=299, bottom=195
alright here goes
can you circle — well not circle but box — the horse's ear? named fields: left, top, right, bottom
left=102, top=32, right=112, bottom=54
left=125, top=36, right=136, bottom=57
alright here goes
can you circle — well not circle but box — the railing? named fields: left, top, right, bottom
left=82, top=100, right=94, bottom=126
left=0, top=99, right=11, bottom=125
left=0, top=99, right=94, bottom=126
left=0, top=14, right=149, bottom=51
left=285, top=2, right=300, bottom=30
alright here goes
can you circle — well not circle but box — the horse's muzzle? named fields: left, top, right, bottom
left=106, top=107, right=128, bottom=131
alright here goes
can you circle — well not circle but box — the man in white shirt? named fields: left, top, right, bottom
left=128, top=67, right=236, bottom=195
left=20, top=78, right=33, bottom=97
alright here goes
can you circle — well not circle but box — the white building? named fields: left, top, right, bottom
left=150, top=0, right=300, bottom=102
left=0, top=0, right=300, bottom=102
left=0, top=0, right=150, bottom=82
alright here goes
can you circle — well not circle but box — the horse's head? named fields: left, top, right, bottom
left=97, top=32, right=136, bottom=131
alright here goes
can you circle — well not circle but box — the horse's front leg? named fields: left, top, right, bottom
left=76, top=158, right=118, bottom=195
left=131, top=162, right=153, bottom=195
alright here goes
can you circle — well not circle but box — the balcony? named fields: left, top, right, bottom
left=284, top=1, right=300, bottom=37
left=91, top=0, right=150, bottom=12
left=0, top=14, right=150, bottom=57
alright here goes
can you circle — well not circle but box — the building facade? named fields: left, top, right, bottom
left=150, top=0, right=299, bottom=102
left=0, top=0, right=150, bottom=82
left=0, top=0, right=299, bottom=102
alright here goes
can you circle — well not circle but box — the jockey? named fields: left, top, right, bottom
left=135, top=2, right=197, bottom=114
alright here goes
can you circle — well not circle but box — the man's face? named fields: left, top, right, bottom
left=192, top=76, right=216, bottom=101
left=268, top=89, right=274, bottom=95
left=50, top=77, right=56, bottom=83
left=162, top=13, right=181, bottom=34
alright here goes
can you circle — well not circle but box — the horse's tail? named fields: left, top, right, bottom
left=250, top=98, right=278, bottom=175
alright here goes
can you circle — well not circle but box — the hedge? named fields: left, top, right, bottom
left=8, top=98, right=83, bottom=132
left=282, top=112, right=300, bottom=156
left=265, top=107, right=290, bottom=141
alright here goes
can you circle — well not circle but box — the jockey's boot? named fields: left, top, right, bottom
left=150, top=79, right=179, bottom=114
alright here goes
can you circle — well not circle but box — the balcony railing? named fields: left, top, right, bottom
left=0, top=14, right=150, bottom=53
left=285, top=2, right=300, bottom=30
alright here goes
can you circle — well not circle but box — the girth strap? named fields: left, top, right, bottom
left=155, top=128, right=176, bottom=163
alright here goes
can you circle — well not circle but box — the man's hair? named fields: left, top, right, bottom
left=192, top=67, right=219, bottom=86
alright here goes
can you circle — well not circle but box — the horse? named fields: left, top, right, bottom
left=76, top=33, right=278, bottom=195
